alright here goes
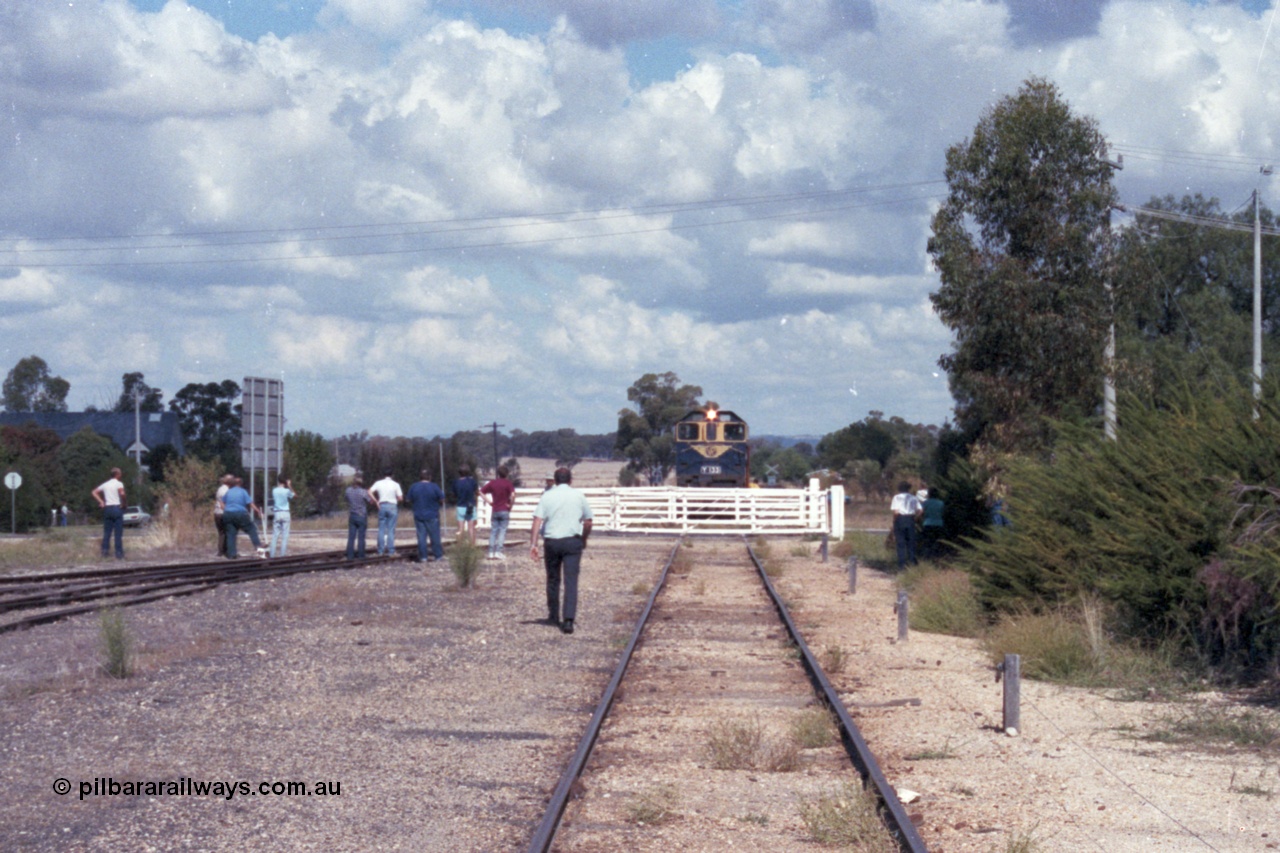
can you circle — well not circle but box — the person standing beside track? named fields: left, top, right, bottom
left=270, top=474, right=296, bottom=557
left=91, top=467, right=127, bottom=560
left=453, top=464, right=478, bottom=546
left=890, top=481, right=922, bottom=569
left=480, top=464, right=515, bottom=560
left=407, top=470, right=445, bottom=563
left=213, top=473, right=233, bottom=557
left=369, top=470, right=403, bottom=556
left=528, top=467, right=593, bottom=635
left=345, top=474, right=377, bottom=559
left=220, top=476, right=265, bottom=559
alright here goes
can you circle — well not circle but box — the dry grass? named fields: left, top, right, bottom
left=798, top=782, right=897, bottom=852
left=624, top=783, right=681, bottom=825
left=705, top=715, right=801, bottom=772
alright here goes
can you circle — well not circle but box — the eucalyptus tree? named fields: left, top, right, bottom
left=929, top=78, right=1117, bottom=451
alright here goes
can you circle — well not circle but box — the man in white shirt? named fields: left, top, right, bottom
left=368, top=471, right=403, bottom=556
left=889, top=481, right=922, bottom=569
left=92, top=467, right=127, bottom=559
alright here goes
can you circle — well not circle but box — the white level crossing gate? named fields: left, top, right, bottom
left=478, top=481, right=844, bottom=538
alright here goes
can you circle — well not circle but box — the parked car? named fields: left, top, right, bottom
left=122, top=506, right=151, bottom=528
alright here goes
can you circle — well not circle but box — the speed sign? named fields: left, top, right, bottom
left=3, top=472, right=20, bottom=490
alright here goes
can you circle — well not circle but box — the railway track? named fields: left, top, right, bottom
left=0, top=548, right=415, bottom=634
left=528, top=537, right=927, bottom=852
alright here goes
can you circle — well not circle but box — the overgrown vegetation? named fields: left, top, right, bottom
left=1141, top=707, right=1280, bottom=752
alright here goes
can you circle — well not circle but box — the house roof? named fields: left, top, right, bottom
left=0, top=411, right=186, bottom=456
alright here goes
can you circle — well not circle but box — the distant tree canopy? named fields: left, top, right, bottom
left=1112, top=193, right=1280, bottom=404
left=113, top=372, right=164, bottom=414
left=283, top=429, right=336, bottom=515
left=169, top=380, right=241, bottom=470
left=616, top=372, right=703, bottom=486
left=929, top=77, right=1116, bottom=452
left=2, top=355, right=70, bottom=413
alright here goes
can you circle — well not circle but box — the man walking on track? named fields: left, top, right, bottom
left=529, top=467, right=593, bottom=635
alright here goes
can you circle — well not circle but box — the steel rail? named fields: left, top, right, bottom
left=524, top=540, right=679, bottom=853
left=527, top=539, right=928, bottom=852
left=747, top=540, right=928, bottom=852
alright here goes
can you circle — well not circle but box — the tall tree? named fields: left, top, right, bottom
left=2, top=355, right=70, bottom=413
left=169, top=380, right=242, bottom=469
left=928, top=78, right=1117, bottom=451
left=112, top=372, right=164, bottom=414
left=615, top=372, right=702, bottom=485
left=283, top=429, right=336, bottom=515
left=1112, top=194, right=1279, bottom=403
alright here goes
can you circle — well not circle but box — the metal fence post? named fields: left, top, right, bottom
left=846, top=555, right=858, bottom=595
left=997, top=653, right=1021, bottom=735
left=895, top=590, right=908, bottom=642
left=820, top=534, right=829, bottom=563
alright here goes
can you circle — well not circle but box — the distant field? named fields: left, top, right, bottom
left=512, top=457, right=623, bottom=488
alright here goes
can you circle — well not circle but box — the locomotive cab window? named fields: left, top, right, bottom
left=723, top=423, right=746, bottom=441
left=676, top=423, right=701, bottom=441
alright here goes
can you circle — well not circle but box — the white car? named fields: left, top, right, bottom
left=122, top=506, right=151, bottom=527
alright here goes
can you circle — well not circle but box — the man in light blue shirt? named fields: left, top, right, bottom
left=529, top=467, right=593, bottom=635
left=270, top=475, right=296, bottom=557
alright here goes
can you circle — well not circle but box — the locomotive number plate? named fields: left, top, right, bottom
left=700, top=465, right=722, bottom=475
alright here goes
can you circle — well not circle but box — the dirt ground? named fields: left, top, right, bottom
left=1, top=530, right=1277, bottom=851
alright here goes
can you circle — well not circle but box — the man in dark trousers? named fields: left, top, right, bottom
left=407, top=470, right=445, bottom=562
left=528, top=467, right=593, bottom=634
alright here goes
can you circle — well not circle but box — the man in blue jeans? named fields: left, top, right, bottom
left=407, top=470, right=445, bottom=562
left=91, top=467, right=127, bottom=559
left=368, top=471, right=403, bottom=556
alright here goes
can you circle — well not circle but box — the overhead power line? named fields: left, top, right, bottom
left=0, top=181, right=947, bottom=269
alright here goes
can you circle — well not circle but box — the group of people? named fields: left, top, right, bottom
left=341, top=464, right=518, bottom=563
left=888, top=482, right=946, bottom=569
left=341, top=463, right=591, bottom=636
left=212, top=473, right=295, bottom=560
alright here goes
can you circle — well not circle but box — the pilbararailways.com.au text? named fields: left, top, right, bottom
left=55, top=777, right=342, bottom=801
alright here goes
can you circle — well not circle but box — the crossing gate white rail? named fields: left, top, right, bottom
left=477, top=481, right=845, bottom=538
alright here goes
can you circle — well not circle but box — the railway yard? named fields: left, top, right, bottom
left=1, top=532, right=1277, bottom=852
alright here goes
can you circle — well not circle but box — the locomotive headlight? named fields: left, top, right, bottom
left=706, top=409, right=718, bottom=421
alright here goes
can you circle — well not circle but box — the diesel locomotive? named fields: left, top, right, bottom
left=673, top=408, right=750, bottom=487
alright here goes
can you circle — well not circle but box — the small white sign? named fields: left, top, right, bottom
left=3, top=472, right=21, bottom=490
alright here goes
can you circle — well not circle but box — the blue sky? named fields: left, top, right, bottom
left=3, top=1, right=1279, bottom=441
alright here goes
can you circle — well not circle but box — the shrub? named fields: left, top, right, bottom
left=448, top=541, right=483, bottom=588
left=99, top=608, right=133, bottom=679
left=957, top=385, right=1280, bottom=670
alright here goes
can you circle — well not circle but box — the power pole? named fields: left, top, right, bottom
left=480, top=422, right=505, bottom=473
left=1103, top=152, right=1124, bottom=440
left=1255, top=165, right=1273, bottom=412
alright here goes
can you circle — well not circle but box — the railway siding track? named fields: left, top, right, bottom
left=531, top=538, right=925, bottom=852
left=0, top=548, right=410, bottom=634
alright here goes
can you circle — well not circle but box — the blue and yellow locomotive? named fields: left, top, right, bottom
left=673, top=408, right=750, bottom=487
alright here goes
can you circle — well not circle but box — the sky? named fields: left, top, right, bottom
left=2, top=1, right=1280, bottom=441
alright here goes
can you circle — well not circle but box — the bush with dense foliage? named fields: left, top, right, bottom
left=957, top=386, right=1280, bottom=673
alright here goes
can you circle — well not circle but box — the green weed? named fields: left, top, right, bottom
left=798, top=782, right=896, bottom=852
left=98, top=607, right=133, bottom=679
